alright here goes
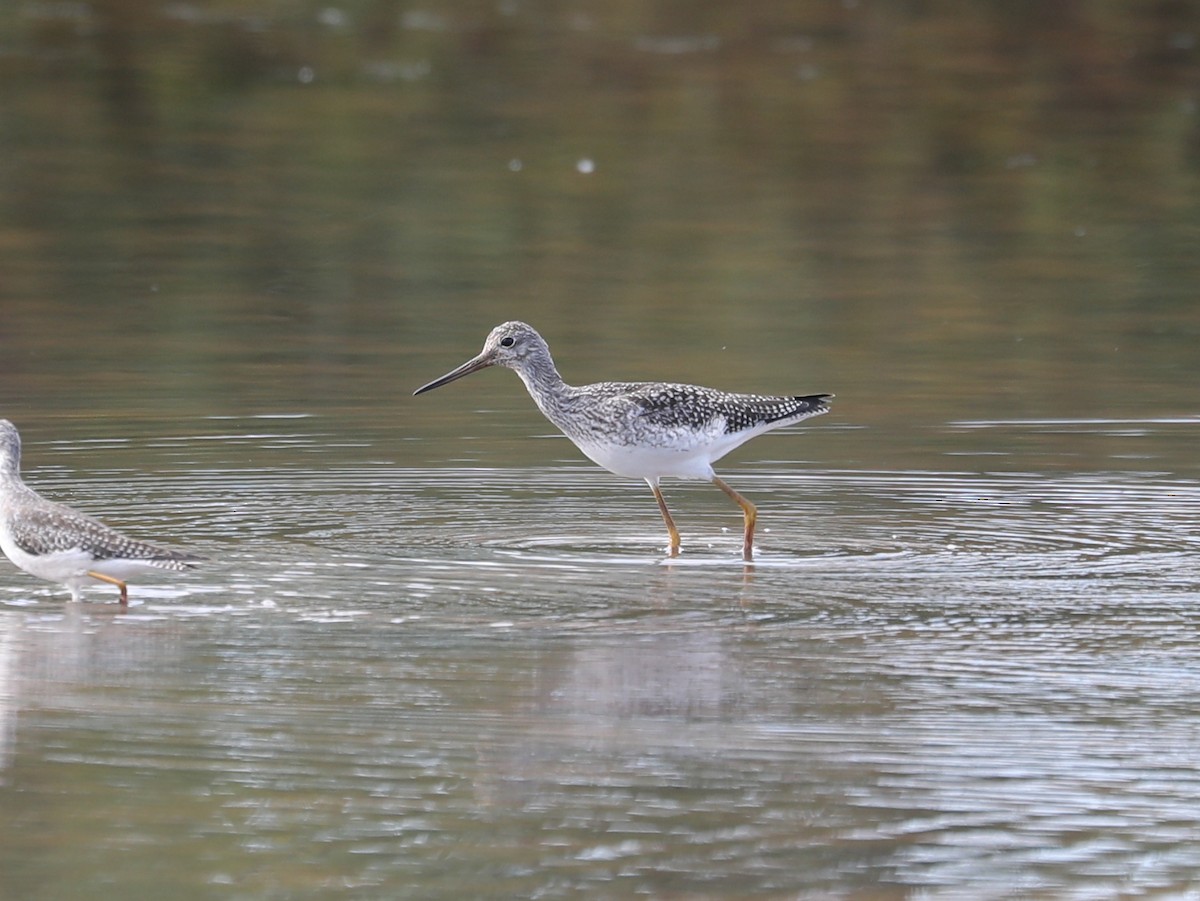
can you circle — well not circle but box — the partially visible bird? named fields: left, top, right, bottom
left=413, top=321, right=832, bottom=560
left=0, top=419, right=201, bottom=604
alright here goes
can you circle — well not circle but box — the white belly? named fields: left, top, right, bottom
left=573, top=440, right=719, bottom=481
left=0, top=526, right=159, bottom=592
left=565, top=413, right=792, bottom=481
left=0, top=535, right=92, bottom=586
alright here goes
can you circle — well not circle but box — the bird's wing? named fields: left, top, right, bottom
left=619, top=384, right=830, bottom=433
left=10, top=500, right=178, bottom=561
left=594, top=382, right=724, bottom=430
left=710, top=393, right=832, bottom=433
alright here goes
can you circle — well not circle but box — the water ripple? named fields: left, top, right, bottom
left=4, top=428, right=1200, bottom=898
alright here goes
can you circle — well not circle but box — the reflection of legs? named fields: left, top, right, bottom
left=648, top=480, right=681, bottom=556
left=88, top=570, right=129, bottom=605
left=713, top=476, right=757, bottom=562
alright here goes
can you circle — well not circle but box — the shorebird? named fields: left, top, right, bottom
left=0, top=420, right=201, bottom=605
left=413, top=321, right=831, bottom=560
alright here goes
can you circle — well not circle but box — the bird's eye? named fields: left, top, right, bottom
left=500, top=336, right=515, bottom=348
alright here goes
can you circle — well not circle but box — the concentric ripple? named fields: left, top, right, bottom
left=2, top=419, right=1199, bottom=898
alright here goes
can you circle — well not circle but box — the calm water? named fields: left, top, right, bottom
left=3, top=2, right=1200, bottom=899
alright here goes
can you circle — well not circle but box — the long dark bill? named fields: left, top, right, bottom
left=412, top=354, right=494, bottom=396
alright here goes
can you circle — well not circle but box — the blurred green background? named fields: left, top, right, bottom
left=1, top=0, right=1197, bottom=436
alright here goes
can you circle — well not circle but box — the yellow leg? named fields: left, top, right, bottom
left=648, top=481, right=681, bottom=556
left=87, top=570, right=129, bottom=605
left=712, top=476, right=757, bottom=561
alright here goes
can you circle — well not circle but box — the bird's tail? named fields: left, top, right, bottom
left=147, top=552, right=206, bottom=572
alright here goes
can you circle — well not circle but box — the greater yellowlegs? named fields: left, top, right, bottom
left=0, top=420, right=201, bottom=605
left=414, top=321, right=832, bottom=560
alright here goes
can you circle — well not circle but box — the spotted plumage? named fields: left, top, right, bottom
left=0, top=419, right=201, bottom=604
left=414, top=321, right=832, bottom=560
left=621, top=384, right=827, bottom=435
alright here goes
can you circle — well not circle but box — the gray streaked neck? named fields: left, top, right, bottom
left=510, top=343, right=577, bottom=417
